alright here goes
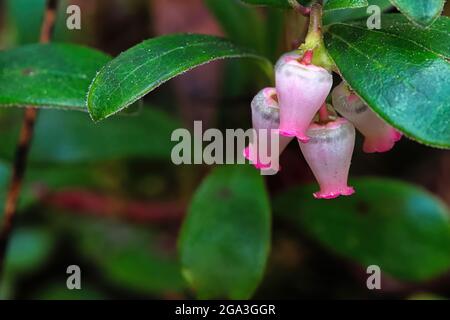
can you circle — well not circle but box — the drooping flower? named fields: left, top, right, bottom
left=244, top=87, right=292, bottom=171
left=332, top=82, right=402, bottom=153
left=299, top=117, right=356, bottom=199
left=275, top=50, right=333, bottom=142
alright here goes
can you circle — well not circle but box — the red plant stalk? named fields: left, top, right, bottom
left=0, top=0, right=57, bottom=279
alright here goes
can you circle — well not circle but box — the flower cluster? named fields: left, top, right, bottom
left=244, top=50, right=402, bottom=199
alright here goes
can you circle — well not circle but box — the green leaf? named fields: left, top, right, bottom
left=324, top=14, right=450, bottom=148
left=6, top=0, right=46, bottom=44
left=0, top=43, right=110, bottom=111
left=324, top=0, right=368, bottom=11
left=389, top=0, right=445, bottom=27
left=87, top=34, right=272, bottom=122
left=5, top=227, right=55, bottom=275
left=205, top=0, right=265, bottom=52
left=274, top=178, right=450, bottom=281
left=243, top=0, right=369, bottom=11
left=205, top=0, right=271, bottom=96
left=0, top=107, right=180, bottom=163
left=33, top=283, right=107, bottom=300
left=179, top=165, right=271, bottom=299
left=75, top=219, right=186, bottom=295
left=324, top=0, right=392, bottom=25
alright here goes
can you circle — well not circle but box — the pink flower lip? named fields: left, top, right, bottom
left=313, top=187, right=355, bottom=199
left=243, top=146, right=272, bottom=169
left=279, top=129, right=310, bottom=142
left=332, top=81, right=403, bottom=154
left=362, top=128, right=403, bottom=153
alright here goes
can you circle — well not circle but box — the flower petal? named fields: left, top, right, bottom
left=244, top=87, right=292, bottom=171
left=332, top=82, right=402, bottom=153
left=275, top=51, right=333, bottom=142
left=299, top=118, right=356, bottom=199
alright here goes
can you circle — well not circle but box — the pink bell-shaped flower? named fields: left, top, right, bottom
left=244, top=87, right=292, bottom=171
left=299, top=117, right=356, bottom=199
left=275, top=50, right=333, bottom=142
left=332, top=82, right=402, bottom=153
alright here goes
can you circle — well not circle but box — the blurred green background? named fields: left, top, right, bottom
left=0, top=0, right=449, bottom=300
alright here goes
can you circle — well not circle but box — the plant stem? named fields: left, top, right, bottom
left=300, top=49, right=313, bottom=65
left=309, top=3, right=322, bottom=35
left=284, top=8, right=309, bottom=50
left=300, top=3, right=335, bottom=71
left=0, top=0, right=57, bottom=280
left=287, top=0, right=312, bottom=16
left=302, top=3, right=323, bottom=50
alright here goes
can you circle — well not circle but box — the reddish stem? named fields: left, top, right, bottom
left=288, top=0, right=311, bottom=16
left=0, top=0, right=57, bottom=280
left=300, top=50, right=314, bottom=65
left=319, top=103, right=329, bottom=123
left=37, top=188, right=185, bottom=224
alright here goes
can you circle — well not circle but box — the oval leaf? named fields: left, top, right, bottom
left=274, top=178, right=450, bottom=281
left=5, top=227, right=55, bottom=276
left=389, top=0, right=445, bottom=27
left=325, top=15, right=450, bottom=148
left=324, top=0, right=393, bottom=25
left=0, top=43, right=110, bottom=111
left=75, top=220, right=186, bottom=295
left=87, top=34, right=272, bottom=122
left=6, top=0, right=46, bottom=44
left=324, top=0, right=368, bottom=11
left=179, top=165, right=271, bottom=299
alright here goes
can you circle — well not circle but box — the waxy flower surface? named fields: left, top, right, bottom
left=299, top=117, right=356, bottom=199
left=332, top=82, right=402, bottom=153
left=275, top=51, right=333, bottom=142
left=244, top=87, right=292, bottom=171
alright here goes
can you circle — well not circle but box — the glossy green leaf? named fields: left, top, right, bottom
left=389, top=0, right=445, bottom=27
left=274, top=178, right=450, bottom=281
left=0, top=43, right=110, bottom=110
left=324, top=0, right=392, bottom=24
left=179, top=165, right=271, bottom=299
left=325, top=14, right=450, bottom=148
left=87, top=34, right=272, bottom=122
left=0, top=107, right=180, bottom=163
left=324, top=0, right=368, bottom=11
